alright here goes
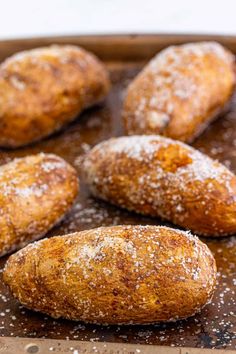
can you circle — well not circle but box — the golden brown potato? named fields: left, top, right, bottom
left=0, top=45, right=110, bottom=148
left=123, top=42, right=235, bottom=142
left=3, top=225, right=216, bottom=324
left=83, top=135, right=236, bottom=237
left=0, top=153, right=78, bottom=256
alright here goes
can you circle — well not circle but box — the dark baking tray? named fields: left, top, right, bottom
left=0, top=34, right=235, bottom=350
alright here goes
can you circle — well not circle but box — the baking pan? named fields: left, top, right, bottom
left=0, top=34, right=235, bottom=352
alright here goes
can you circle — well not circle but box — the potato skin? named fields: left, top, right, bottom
left=123, top=42, right=235, bottom=142
left=0, top=153, right=78, bottom=256
left=0, top=45, right=110, bottom=147
left=83, top=135, right=236, bottom=236
left=3, top=225, right=216, bottom=324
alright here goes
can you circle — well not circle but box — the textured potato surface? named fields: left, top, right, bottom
left=123, top=42, right=235, bottom=142
left=3, top=225, right=216, bottom=324
left=0, top=45, right=110, bottom=147
left=83, top=135, right=236, bottom=236
left=0, top=153, right=78, bottom=256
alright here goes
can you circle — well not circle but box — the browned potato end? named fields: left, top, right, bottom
left=0, top=153, right=78, bottom=256
left=83, top=135, right=236, bottom=236
left=0, top=45, right=110, bottom=147
left=123, top=42, right=235, bottom=142
left=3, top=225, right=216, bottom=324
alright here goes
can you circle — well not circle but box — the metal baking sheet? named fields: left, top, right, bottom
left=0, top=34, right=235, bottom=351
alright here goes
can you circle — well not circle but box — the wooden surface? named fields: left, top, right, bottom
left=0, top=34, right=235, bottom=351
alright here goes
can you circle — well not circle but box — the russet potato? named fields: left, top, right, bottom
left=123, top=42, right=235, bottom=142
left=83, top=135, right=236, bottom=236
left=0, top=153, right=78, bottom=256
left=0, top=45, right=110, bottom=147
left=3, top=225, right=216, bottom=324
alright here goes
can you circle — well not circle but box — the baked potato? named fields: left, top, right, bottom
left=83, top=135, right=236, bottom=236
left=0, top=153, right=78, bottom=256
left=3, top=225, right=216, bottom=324
left=0, top=45, right=110, bottom=147
left=123, top=42, right=235, bottom=142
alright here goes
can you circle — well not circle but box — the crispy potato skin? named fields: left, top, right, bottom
left=83, top=135, right=236, bottom=236
left=0, top=45, right=110, bottom=147
left=3, top=225, right=216, bottom=324
left=0, top=153, right=78, bottom=256
left=123, top=42, right=235, bottom=142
